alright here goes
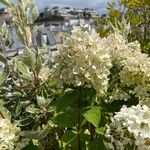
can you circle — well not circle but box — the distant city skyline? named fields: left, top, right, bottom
left=35, top=0, right=113, bottom=14
left=0, top=0, right=115, bottom=14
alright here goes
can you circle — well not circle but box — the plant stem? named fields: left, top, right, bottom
left=90, top=123, right=95, bottom=141
left=77, top=111, right=81, bottom=150
left=77, top=87, right=82, bottom=150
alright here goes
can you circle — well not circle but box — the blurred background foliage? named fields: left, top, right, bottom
left=96, top=0, right=150, bottom=53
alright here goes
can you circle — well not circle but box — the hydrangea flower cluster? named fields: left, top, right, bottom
left=106, top=105, right=150, bottom=149
left=53, top=26, right=112, bottom=93
left=102, top=33, right=141, bottom=66
left=53, top=25, right=150, bottom=101
left=101, top=33, right=150, bottom=101
left=119, top=52, right=150, bottom=99
left=0, top=118, right=20, bottom=150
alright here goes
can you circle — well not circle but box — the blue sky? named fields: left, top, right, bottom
left=35, top=0, right=113, bottom=14
left=0, top=0, right=114, bottom=14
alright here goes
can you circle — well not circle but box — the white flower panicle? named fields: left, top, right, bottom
left=53, top=26, right=112, bottom=93
left=119, top=52, right=150, bottom=99
left=106, top=105, right=150, bottom=150
left=102, top=33, right=141, bottom=66
left=0, top=118, right=20, bottom=150
left=53, top=25, right=150, bottom=99
left=101, top=33, right=150, bottom=100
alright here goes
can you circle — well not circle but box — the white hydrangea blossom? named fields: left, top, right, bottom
left=106, top=105, right=150, bottom=150
left=101, top=33, right=150, bottom=100
left=0, top=118, right=20, bottom=150
left=105, top=121, right=132, bottom=150
left=101, top=33, right=141, bottom=66
left=53, top=26, right=112, bottom=93
left=119, top=52, right=150, bottom=99
left=53, top=25, right=150, bottom=99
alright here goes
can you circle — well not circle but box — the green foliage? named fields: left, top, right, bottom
left=54, top=109, right=78, bottom=128
left=0, top=0, right=148, bottom=149
left=0, top=66, right=9, bottom=86
left=82, top=106, right=101, bottom=128
left=96, top=0, right=150, bottom=53
left=56, top=89, right=79, bottom=111
left=0, top=103, right=11, bottom=119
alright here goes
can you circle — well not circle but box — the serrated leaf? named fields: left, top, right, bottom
left=57, top=90, right=79, bottom=111
left=82, top=106, right=101, bottom=128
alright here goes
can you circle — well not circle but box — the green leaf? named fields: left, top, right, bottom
left=0, top=0, right=13, bottom=8
left=35, top=53, right=43, bottom=73
left=22, top=140, right=38, bottom=150
left=11, top=91, right=22, bottom=97
left=0, top=99, right=6, bottom=105
left=88, top=137, right=108, bottom=150
left=22, top=128, right=50, bottom=140
left=54, top=109, right=78, bottom=127
left=0, top=104, right=11, bottom=120
left=22, top=49, right=36, bottom=68
left=82, top=106, right=101, bottom=128
left=0, top=53, right=7, bottom=64
left=57, top=90, right=79, bottom=111
left=14, top=100, right=22, bottom=118
left=14, top=58, right=30, bottom=76
left=96, top=127, right=106, bottom=135
left=25, top=104, right=39, bottom=114
left=36, top=95, right=47, bottom=107
left=59, top=130, right=77, bottom=149
left=0, top=67, right=9, bottom=86
left=17, top=117, right=35, bottom=127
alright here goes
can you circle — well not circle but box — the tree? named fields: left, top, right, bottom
left=96, top=0, right=150, bottom=53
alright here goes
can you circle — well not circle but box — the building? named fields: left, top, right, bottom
left=0, top=6, right=99, bottom=68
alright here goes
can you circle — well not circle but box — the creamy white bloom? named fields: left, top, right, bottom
left=119, top=52, right=150, bottom=99
left=106, top=105, right=150, bottom=149
left=101, top=33, right=150, bottom=100
left=53, top=26, right=112, bottom=93
left=101, top=33, right=141, bottom=66
left=0, top=118, right=20, bottom=150
left=53, top=26, right=150, bottom=99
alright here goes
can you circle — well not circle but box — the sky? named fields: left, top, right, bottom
left=0, top=0, right=114, bottom=15
left=35, top=0, right=113, bottom=14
